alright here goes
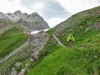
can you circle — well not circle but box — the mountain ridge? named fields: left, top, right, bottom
left=0, top=10, right=50, bottom=31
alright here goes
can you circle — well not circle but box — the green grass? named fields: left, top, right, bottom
left=27, top=6, right=100, bottom=75
left=54, top=14, right=100, bottom=46
left=0, top=27, right=28, bottom=59
left=28, top=31, right=100, bottom=75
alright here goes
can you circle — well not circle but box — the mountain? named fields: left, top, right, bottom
left=27, top=6, right=100, bottom=75
left=0, top=6, right=100, bottom=75
left=0, top=10, right=49, bottom=75
left=0, top=29, right=48, bottom=75
left=0, top=10, right=49, bottom=31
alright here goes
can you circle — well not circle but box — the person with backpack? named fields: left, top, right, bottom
left=67, top=34, right=75, bottom=47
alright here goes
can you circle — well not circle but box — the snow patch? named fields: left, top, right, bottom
left=31, top=28, right=50, bottom=34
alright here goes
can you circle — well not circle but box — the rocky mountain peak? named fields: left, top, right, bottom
left=6, top=13, right=13, bottom=16
left=0, top=10, right=50, bottom=31
left=14, top=10, right=22, bottom=16
left=22, top=13, right=28, bottom=16
left=27, top=12, right=40, bottom=19
left=30, top=12, right=39, bottom=17
left=0, top=12, right=8, bottom=19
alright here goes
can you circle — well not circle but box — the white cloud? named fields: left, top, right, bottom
left=33, top=2, right=45, bottom=9
left=46, top=17, right=66, bottom=28
left=46, top=0, right=100, bottom=28
left=57, top=0, right=100, bottom=14
left=0, top=0, right=32, bottom=13
left=32, top=2, right=45, bottom=14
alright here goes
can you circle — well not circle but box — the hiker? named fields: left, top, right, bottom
left=67, top=34, right=74, bottom=47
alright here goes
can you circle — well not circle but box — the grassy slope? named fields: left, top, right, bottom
left=28, top=30, right=100, bottom=75
left=0, top=19, right=30, bottom=74
left=47, top=6, right=100, bottom=46
left=27, top=6, right=100, bottom=75
left=0, top=27, right=28, bottom=59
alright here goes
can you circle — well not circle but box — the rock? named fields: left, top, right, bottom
left=6, top=13, right=13, bottom=16
left=18, top=12, right=49, bottom=31
left=15, top=62, right=22, bottom=67
left=27, top=12, right=40, bottom=19
left=0, top=12, right=8, bottom=19
left=10, top=68, right=18, bottom=75
left=21, top=13, right=28, bottom=19
left=92, top=22, right=100, bottom=29
left=29, top=31, right=49, bottom=60
left=31, top=55, right=37, bottom=61
left=14, top=10, right=22, bottom=16
left=18, top=69, right=25, bottom=75
left=18, top=64, right=29, bottom=75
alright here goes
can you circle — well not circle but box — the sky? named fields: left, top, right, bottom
left=0, top=0, right=100, bottom=28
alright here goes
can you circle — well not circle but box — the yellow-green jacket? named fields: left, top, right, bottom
left=67, top=35, right=75, bottom=41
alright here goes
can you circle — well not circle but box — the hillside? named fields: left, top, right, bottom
left=0, top=19, right=49, bottom=75
left=0, top=8, right=49, bottom=75
left=27, top=6, right=100, bottom=75
left=0, top=11, right=50, bottom=75
left=0, top=19, right=29, bottom=74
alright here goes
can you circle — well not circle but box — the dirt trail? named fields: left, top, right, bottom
left=53, top=34, right=66, bottom=47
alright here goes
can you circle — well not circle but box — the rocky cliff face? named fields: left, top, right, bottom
left=29, top=31, right=49, bottom=60
left=0, top=10, right=49, bottom=31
